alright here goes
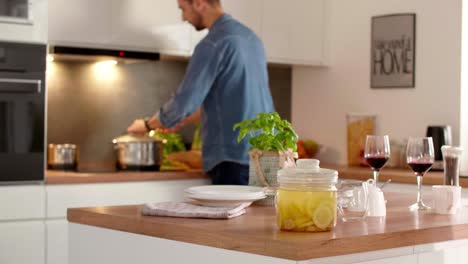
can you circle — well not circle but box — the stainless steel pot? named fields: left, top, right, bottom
left=112, top=134, right=165, bottom=171
left=47, top=144, right=78, bottom=171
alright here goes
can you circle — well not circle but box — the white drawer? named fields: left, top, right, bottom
left=0, top=221, right=45, bottom=264
left=0, top=185, right=46, bottom=220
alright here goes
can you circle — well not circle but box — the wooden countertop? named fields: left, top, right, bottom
left=68, top=193, right=468, bottom=261
left=46, top=164, right=467, bottom=186
left=46, top=170, right=207, bottom=184
left=327, top=165, right=468, bottom=187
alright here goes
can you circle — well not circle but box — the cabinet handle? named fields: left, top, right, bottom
left=0, top=78, right=41, bottom=93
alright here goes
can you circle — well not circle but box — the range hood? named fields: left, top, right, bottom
left=48, top=45, right=160, bottom=63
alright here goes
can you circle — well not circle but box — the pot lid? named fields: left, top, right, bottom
left=48, top=143, right=77, bottom=149
left=277, top=159, right=338, bottom=184
left=112, top=134, right=164, bottom=144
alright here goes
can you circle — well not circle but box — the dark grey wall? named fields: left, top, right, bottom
left=46, top=60, right=291, bottom=169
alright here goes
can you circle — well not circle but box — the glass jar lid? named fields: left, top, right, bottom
left=277, top=159, right=338, bottom=184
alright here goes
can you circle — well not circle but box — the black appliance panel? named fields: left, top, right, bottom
left=0, top=42, right=45, bottom=183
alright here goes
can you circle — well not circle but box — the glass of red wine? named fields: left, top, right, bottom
left=406, top=137, right=434, bottom=211
left=364, top=135, right=390, bottom=186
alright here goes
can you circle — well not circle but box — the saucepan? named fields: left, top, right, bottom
left=47, top=144, right=79, bottom=171
left=112, top=134, right=165, bottom=171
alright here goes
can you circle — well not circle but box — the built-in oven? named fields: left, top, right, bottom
left=0, top=41, right=46, bottom=184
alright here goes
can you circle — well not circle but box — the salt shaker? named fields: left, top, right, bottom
left=365, top=179, right=386, bottom=217
left=441, top=146, right=463, bottom=186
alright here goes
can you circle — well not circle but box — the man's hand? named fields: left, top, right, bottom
left=127, top=119, right=148, bottom=134
left=127, top=115, right=164, bottom=134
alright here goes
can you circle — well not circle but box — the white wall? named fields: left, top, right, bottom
left=292, top=0, right=462, bottom=165
left=461, top=0, right=468, bottom=173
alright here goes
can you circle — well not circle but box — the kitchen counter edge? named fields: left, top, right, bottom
left=46, top=170, right=208, bottom=184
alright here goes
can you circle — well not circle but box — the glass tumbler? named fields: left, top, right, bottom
left=337, top=180, right=370, bottom=221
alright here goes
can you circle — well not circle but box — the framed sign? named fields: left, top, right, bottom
left=371, top=13, right=416, bottom=88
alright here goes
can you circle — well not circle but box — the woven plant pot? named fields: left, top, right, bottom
left=249, top=150, right=293, bottom=206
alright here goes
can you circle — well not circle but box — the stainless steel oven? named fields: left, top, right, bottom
left=0, top=41, right=46, bottom=184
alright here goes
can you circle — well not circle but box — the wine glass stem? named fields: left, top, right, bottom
left=416, top=175, right=423, bottom=204
left=373, top=170, right=379, bottom=185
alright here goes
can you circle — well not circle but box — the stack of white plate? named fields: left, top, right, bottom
left=184, top=185, right=266, bottom=207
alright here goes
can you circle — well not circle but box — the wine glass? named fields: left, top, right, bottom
left=406, top=137, right=434, bottom=211
left=364, top=135, right=391, bottom=186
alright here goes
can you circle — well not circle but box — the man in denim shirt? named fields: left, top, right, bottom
left=128, top=0, right=274, bottom=185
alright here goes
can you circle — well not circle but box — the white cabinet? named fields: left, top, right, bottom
left=0, top=185, right=46, bottom=264
left=46, top=220, right=68, bottom=264
left=0, top=185, right=45, bottom=220
left=48, top=0, right=192, bottom=55
left=48, top=0, right=112, bottom=47
left=224, top=0, right=329, bottom=65
left=0, top=221, right=45, bottom=264
left=48, top=0, right=328, bottom=65
left=45, top=178, right=209, bottom=264
left=45, top=179, right=207, bottom=218
left=352, top=255, right=417, bottom=264
left=110, top=0, right=192, bottom=54
left=262, top=0, right=328, bottom=65
left=0, top=0, right=47, bottom=43
left=223, top=0, right=263, bottom=39
left=189, top=28, right=208, bottom=54
left=417, top=243, right=468, bottom=264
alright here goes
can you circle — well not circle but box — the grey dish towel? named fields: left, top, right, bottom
left=141, top=202, right=251, bottom=219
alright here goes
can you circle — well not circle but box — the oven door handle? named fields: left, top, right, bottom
left=0, top=78, right=42, bottom=93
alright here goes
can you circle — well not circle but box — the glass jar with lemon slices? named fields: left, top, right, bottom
left=276, top=159, right=338, bottom=232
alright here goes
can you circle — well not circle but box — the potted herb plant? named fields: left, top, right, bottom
left=234, top=112, right=299, bottom=205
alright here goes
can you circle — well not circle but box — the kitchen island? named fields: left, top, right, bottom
left=68, top=193, right=468, bottom=264
left=46, top=169, right=207, bottom=184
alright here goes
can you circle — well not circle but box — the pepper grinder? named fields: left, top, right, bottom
left=426, top=126, right=452, bottom=170
left=441, top=145, right=463, bottom=186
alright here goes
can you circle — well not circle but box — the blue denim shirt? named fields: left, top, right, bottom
left=158, top=14, right=274, bottom=172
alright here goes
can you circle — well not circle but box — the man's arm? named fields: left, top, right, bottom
left=158, top=40, right=219, bottom=128
left=158, top=108, right=201, bottom=133
left=127, top=107, right=201, bottom=134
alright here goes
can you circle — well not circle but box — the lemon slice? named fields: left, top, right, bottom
left=313, top=203, right=335, bottom=229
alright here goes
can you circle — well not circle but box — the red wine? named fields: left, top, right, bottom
left=365, top=156, right=389, bottom=170
left=408, top=162, right=433, bottom=175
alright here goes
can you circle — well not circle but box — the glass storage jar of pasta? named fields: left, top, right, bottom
left=346, top=113, right=376, bottom=166
left=275, top=159, right=338, bottom=232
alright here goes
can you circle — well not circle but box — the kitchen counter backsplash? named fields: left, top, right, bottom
left=46, top=60, right=292, bottom=169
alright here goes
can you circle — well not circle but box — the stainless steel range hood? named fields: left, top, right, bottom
left=48, top=45, right=160, bottom=63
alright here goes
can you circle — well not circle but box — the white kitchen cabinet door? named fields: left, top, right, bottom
left=48, top=0, right=113, bottom=46
left=188, top=0, right=262, bottom=55
left=0, top=185, right=45, bottom=221
left=0, top=0, right=47, bottom=43
left=46, top=220, right=68, bottom=264
left=46, top=179, right=209, bottom=218
left=223, top=0, right=263, bottom=38
left=70, top=223, right=295, bottom=264
left=0, top=221, right=45, bottom=264
left=111, top=0, right=191, bottom=55
left=351, top=255, right=417, bottom=264
left=189, top=28, right=208, bottom=54
left=262, top=0, right=328, bottom=65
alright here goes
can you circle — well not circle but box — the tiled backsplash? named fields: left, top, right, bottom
left=46, top=59, right=291, bottom=168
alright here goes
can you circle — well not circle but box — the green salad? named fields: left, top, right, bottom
left=149, top=131, right=186, bottom=168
